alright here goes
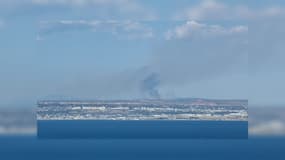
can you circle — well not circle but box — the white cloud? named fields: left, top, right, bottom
left=39, top=20, right=154, bottom=40
left=174, top=0, right=228, bottom=21
left=165, top=20, right=248, bottom=40
left=174, top=0, right=285, bottom=21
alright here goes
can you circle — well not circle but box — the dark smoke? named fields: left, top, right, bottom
left=141, top=73, right=161, bottom=99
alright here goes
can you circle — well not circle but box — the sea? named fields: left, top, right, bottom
left=1, top=121, right=284, bottom=160
left=0, top=136, right=284, bottom=160
left=37, top=120, right=248, bottom=139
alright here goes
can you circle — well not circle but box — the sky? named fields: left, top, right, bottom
left=0, top=0, right=285, bottom=107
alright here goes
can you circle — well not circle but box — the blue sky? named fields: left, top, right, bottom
left=0, top=0, right=285, bottom=107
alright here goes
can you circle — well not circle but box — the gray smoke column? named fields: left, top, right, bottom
left=141, top=73, right=161, bottom=99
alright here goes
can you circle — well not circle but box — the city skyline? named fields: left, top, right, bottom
left=37, top=99, right=248, bottom=121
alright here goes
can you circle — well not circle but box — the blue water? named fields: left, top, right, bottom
left=38, top=120, right=248, bottom=139
left=0, top=136, right=284, bottom=160
left=3, top=121, right=278, bottom=160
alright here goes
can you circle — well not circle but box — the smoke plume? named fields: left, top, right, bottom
left=140, top=73, right=161, bottom=99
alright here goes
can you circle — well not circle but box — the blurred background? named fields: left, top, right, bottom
left=1, top=0, right=285, bottom=159
left=1, top=0, right=285, bottom=137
